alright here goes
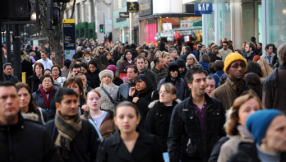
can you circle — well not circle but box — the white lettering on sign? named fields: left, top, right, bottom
left=198, top=4, right=210, bottom=11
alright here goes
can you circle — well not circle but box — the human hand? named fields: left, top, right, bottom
left=129, top=87, right=136, bottom=97
left=132, top=97, right=139, bottom=103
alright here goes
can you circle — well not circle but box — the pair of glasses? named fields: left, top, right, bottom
left=230, top=64, right=246, bottom=68
left=99, top=48, right=104, bottom=50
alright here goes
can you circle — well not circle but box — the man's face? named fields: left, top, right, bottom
left=0, top=86, right=19, bottom=124
left=50, top=52, right=56, bottom=59
left=81, top=67, right=87, bottom=74
left=56, top=95, right=79, bottom=120
left=4, top=65, right=12, bottom=76
left=71, top=68, right=81, bottom=76
left=178, top=67, right=185, bottom=74
left=170, top=70, right=178, bottom=79
left=188, top=73, right=207, bottom=97
left=223, top=43, right=228, bottom=50
left=77, top=75, right=87, bottom=88
left=205, top=79, right=216, bottom=96
left=201, top=46, right=206, bottom=51
left=41, top=52, right=47, bottom=60
left=170, top=50, right=178, bottom=59
left=257, top=44, right=261, bottom=50
left=156, top=58, right=164, bottom=70
left=227, top=60, right=246, bottom=80
left=136, top=58, right=145, bottom=71
left=262, top=115, right=286, bottom=152
left=139, top=52, right=145, bottom=57
left=99, top=46, right=104, bottom=52
left=127, top=68, right=138, bottom=81
left=242, top=43, right=246, bottom=49
left=245, top=44, right=251, bottom=53
left=267, top=46, right=273, bottom=54
left=163, top=56, right=171, bottom=65
left=135, top=80, right=147, bottom=92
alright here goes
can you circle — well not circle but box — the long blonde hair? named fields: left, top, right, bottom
left=257, top=59, right=273, bottom=78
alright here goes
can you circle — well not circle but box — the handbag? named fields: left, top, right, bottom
left=101, top=87, right=116, bottom=105
left=174, top=31, right=182, bottom=40
left=191, top=32, right=197, bottom=40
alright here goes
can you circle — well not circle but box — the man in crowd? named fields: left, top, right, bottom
left=245, top=42, right=257, bottom=61
left=36, top=50, right=53, bottom=70
left=211, top=53, right=251, bottom=110
left=157, top=62, right=188, bottom=100
left=211, top=60, right=225, bottom=88
left=229, top=110, right=286, bottom=161
left=117, top=65, right=138, bottom=102
left=261, top=44, right=275, bottom=65
left=256, top=43, right=262, bottom=56
left=136, top=56, right=156, bottom=87
left=3, top=63, right=19, bottom=83
left=0, top=81, right=60, bottom=161
left=208, top=44, right=222, bottom=63
left=169, top=48, right=178, bottom=62
left=21, top=51, right=33, bottom=78
left=168, top=66, right=225, bottom=162
left=75, top=72, right=93, bottom=94
left=263, top=43, right=286, bottom=113
left=199, top=44, right=207, bottom=61
left=46, top=87, right=100, bottom=162
left=163, top=52, right=171, bottom=69
left=151, top=57, right=167, bottom=86
left=1, top=45, right=7, bottom=64
left=176, top=59, right=187, bottom=79
left=219, top=41, right=232, bottom=61
left=206, top=76, right=216, bottom=96
left=70, top=64, right=81, bottom=77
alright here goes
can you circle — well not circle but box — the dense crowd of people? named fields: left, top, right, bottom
left=1, top=36, right=286, bottom=162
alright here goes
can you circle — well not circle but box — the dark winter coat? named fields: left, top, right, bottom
left=211, top=70, right=225, bottom=88
left=145, top=99, right=181, bottom=152
left=27, top=73, right=42, bottom=93
left=120, top=60, right=135, bottom=73
left=208, top=136, right=229, bottom=162
left=0, top=113, right=61, bottom=162
left=151, top=67, right=167, bottom=86
left=228, top=143, right=286, bottom=162
left=246, top=51, right=257, bottom=61
left=3, top=74, right=19, bottom=83
left=32, top=88, right=57, bottom=120
left=96, top=128, right=164, bottom=162
left=208, top=52, right=222, bottom=63
left=139, top=67, right=157, bottom=88
left=46, top=119, right=100, bottom=162
left=21, top=59, right=33, bottom=78
left=167, top=93, right=226, bottom=162
left=113, top=77, right=124, bottom=86
left=199, top=61, right=210, bottom=73
left=117, top=81, right=135, bottom=103
left=87, top=69, right=100, bottom=88
left=128, top=75, right=155, bottom=128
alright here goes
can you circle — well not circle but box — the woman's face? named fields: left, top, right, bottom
left=87, top=91, right=101, bottom=111
left=126, top=52, right=132, bottom=60
left=155, top=52, right=161, bottom=58
left=89, top=64, right=96, bottom=73
left=159, top=86, right=176, bottom=105
left=144, top=60, right=149, bottom=68
left=102, top=75, right=111, bottom=85
left=114, top=106, right=140, bottom=134
left=187, top=58, right=194, bottom=65
left=51, top=67, right=59, bottom=76
left=42, top=77, right=53, bottom=90
left=238, top=98, right=260, bottom=127
left=67, top=83, right=80, bottom=96
left=84, top=53, right=90, bottom=57
left=106, top=53, right=112, bottom=61
left=18, top=87, right=31, bottom=110
left=135, top=80, right=147, bottom=92
left=35, top=65, right=43, bottom=75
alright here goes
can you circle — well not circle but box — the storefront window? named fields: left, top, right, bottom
left=266, top=0, right=286, bottom=47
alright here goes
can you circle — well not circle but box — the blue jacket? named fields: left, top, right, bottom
left=211, top=70, right=225, bottom=88
left=199, top=61, right=210, bottom=73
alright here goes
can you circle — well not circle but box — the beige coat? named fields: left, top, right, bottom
left=219, top=48, right=232, bottom=61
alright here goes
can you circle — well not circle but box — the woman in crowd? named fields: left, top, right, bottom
left=186, top=54, right=199, bottom=70
left=87, top=60, right=100, bottom=88
left=128, top=74, right=155, bottom=128
left=101, top=51, right=113, bottom=67
left=16, top=82, right=48, bottom=124
left=199, top=54, right=211, bottom=73
left=120, top=50, right=135, bottom=73
left=32, top=74, right=57, bottom=120
left=82, top=49, right=94, bottom=64
left=96, top=101, right=164, bottom=162
left=95, top=69, right=119, bottom=111
left=64, top=77, right=86, bottom=115
left=111, top=47, right=120, bottom=65
left=51, top=65, right=66, bottom=87
left=81, top=90, right=117, bottom=139
left=27, top=62, right=44, bottom=93
left=61, top=59, right=71, bottom=78
left=217, top=92, right=265, bottom=162
left=245, top=61, right=264, bottom=82
left=257, top=58, right=273, bottom=78
left=145, top=83, right=181, bottom=153
left=245, top=72, right=262, bottom=99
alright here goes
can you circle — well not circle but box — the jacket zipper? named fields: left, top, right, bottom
left=8, top=126, right=14, bottom=162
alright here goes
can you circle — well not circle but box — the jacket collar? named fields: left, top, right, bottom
left=188, top=93, right=214, bottom=108
left=0, top=112, right=24, bottom=131
left=226, top=77, right=248, bottom=95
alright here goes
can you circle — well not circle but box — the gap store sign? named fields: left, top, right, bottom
left=195, top=3, right=213, bottom=14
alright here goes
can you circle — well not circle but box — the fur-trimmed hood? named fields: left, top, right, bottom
left=148, top=99, right=181, bottom=109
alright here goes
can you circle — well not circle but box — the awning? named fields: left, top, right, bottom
left=138, top=13, right=201, bottom=21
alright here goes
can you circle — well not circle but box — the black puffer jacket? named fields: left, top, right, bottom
left=145, top=99, right=181, bottom=152
left=27, top=73, right=41, bottom=93
left=128, top=74, right=155, bottom=128
left=32, top=88, right=57, bottom=120
left=167, top=94, right=226, bottom=162
left=87, top=69, right=100, bottom=88
left=0, top=113, right=61, bottom=162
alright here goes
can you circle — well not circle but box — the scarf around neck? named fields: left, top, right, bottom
left=55, top=110, right=82, bottom=158
left=39, top=86, right=54, bottom=108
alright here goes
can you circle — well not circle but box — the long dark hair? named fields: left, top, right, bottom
left=15, top=83, right=38, bottom=112
left=245, top=72, right=262, bottom=99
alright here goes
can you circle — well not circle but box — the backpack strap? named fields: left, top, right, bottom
left=101, top=87, right=115, bottom=105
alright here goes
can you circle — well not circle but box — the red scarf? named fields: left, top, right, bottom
left=39, top=86, right=54, bottom=108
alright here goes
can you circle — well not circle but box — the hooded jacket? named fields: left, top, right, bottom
left=87, top=69, right=100, bottom=88
left=128, top=74, right=155, bottom=128
left=157, top=62, right=188, bottom=100
left=145, top=99, right=181, bottom=152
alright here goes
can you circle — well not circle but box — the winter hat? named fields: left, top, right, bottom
left=99, top=69, right=114, bottom=81
left=253, top=55, right=260, bottom=62
left=106, top=65, right=117, bottom=75
left=149, top=43, right=155, bottom=49
left=168, top=62, right=179, bottom=72
left=176, top=59, right=186, bottom=68
left=223, top=53, right=247, bottom=74
left=246, top=109, right=283, bottom=145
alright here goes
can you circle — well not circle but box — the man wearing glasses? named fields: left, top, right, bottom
left=210, top=53, right=253, bottom=110
left=219, top=41, right=232, bottom=61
